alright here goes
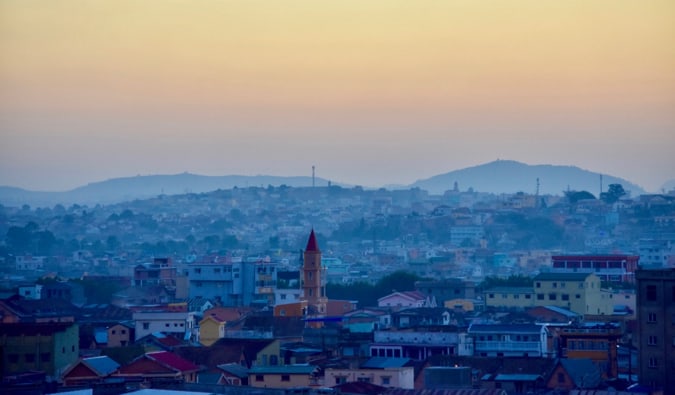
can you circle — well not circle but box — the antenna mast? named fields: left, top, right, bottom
left=312, top=165, right=315, bottom=188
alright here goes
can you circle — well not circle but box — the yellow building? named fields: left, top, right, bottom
left=249, top=365, right=318, bottom=388
left=484, top=287, right=534, bottom=310
left=533, top=272, right=613, bottom=316
left=483, top=273, right=614, bottom=316
left=198, top=315, right=225, bottom=346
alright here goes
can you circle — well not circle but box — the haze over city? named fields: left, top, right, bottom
left=1, top=1, right=674, bottom=192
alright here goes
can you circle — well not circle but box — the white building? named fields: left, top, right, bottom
left=133, top=311, right=196, bottom=341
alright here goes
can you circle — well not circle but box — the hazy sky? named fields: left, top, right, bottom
left=1, top=1, right=674, bottom=192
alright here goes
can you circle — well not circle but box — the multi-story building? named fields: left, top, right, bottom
left=133, top=257, right=177, bottom=289
left=636, top=268, right=675, bottom=391
left=557, top=322, right=621, bottom=379
left=187, top=258, right=278, bottom=307
left=0, top=322, right=79, bottom=378
left=533, top=272, right=613, bottom=316
left=550, top=255, right=639, bottom=284
left=133, top=311, right=196, bottom=341
left=466, top=323, right=550, bottom=357
left=483, top=273, right=614, bottom=316
left=415, top=278, right=476, bottom=305
left=639, top=239, right=674, bottom=269
left=370, top=330, right=459, bottom=360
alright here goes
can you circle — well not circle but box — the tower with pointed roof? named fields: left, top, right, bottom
left=302, top=229, right=327, bottom=315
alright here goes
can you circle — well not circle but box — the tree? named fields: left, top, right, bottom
left=564, top=190, right=596, bottom=204
left=600, top=183, right=626, bottom=204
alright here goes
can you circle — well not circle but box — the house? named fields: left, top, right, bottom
left=0, top=322, right=79, bottom=378
left=198, top=307, right=243, bottom=346
left=61, top=355, right=120, bottom=386
left=378, top=291, right=428, bottom=311
left=248, top=364, right=319, bottom=389
left=390, top=307, right=461, bottom=329
left=215, top=363, right=249, bottom=386
left=114, top=350, right=200, bottom=384
left=325, top=357, right=415, bottom=389
left=132, top=311, right=196, bottom=341
left=343, top=308, right=392, bottom=333
left=107, top=321, right=135, bottom=347
left=467, top=324, right=550, bottom=358
left=545, top=358, right=602, bottom=391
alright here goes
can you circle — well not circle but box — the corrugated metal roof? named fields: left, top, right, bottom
left=493, top=374, right=540, bottom=381
left=361, top=357, right=411, bottom=369
left=249, top=365, right=317, bottom=374
left=83, top=356, right=120, bottom=376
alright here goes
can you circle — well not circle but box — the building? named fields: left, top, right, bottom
left=533, top=272, right=613, bottom=316
left=416, top=278, right=476, bottom=304
left=0, top=322, right=79, bottom=378
left=114, top=351, right=200, bottom=384
left=107, top=321, right=134, bottom=347
left=325, top=357, right=415, bottom=389
left=198, top=307, right=243, bottom=346
left=377, top=291, right=428, bottom=310
left=557, top=322, right=621, bottom=378
left=302, top=229, right=328, bottom=316
left=187, top=258, right=278, bottom=307
left=132, top=311, right=195, bottom=341
left=61, top=355, right=120, bottom=386
left=467, top=324, right=550, bottom=357
left=635, top=268, right=675, bottom=391
left=639, top=239, right=675, bottom=269
left=551, top=255, right=639, bottom=284
left=248, top=365, right=319, bottom=389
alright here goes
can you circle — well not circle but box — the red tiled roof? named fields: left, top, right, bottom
left=147, top=351, right=199, bottom=372
left=305, top=229, right=320, bottom=252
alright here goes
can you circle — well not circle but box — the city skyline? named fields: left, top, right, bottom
left=1, top=1, right=674, bottom=192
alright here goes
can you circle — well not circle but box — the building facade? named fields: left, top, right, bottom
left=636, top=268, right=675, bottom=391
left=551, top=255, right=639, bottom=284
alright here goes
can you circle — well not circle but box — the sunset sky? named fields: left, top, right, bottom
left=1, top=1, right=673, bottom=192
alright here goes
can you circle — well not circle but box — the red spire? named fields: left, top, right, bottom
left=305, top=229, right=320, bottom=252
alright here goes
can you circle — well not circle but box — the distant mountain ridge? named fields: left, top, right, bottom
left=410, top=160, right=645, bottom=196
left=0, top=173, right=332, bottom=207
left=0, top=161, right=651, bottom=207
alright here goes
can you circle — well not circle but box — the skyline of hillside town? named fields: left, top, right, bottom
left=1, top=180, right=674, bottom=394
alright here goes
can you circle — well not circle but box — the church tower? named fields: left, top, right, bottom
left=302, top=229, right=327, bottom=315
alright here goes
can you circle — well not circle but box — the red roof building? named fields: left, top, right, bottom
left=114, top=351, right=200, bottom=384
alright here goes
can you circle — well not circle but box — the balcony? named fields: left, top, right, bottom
left=474, top=341, right=541, bottom=352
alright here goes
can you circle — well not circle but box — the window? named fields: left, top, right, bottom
left=165, top=323, right=170, bottom=327
left=557, top=373, right=565, bottom=383
left=281, top=375, right=290, bottom=382
left=648, top=335, right=658, bottom=346
left=562, top=294, right=569, bottom=301
left=646, top=285, right=657, bottom=301
left=579, top=282, right=584, bottom=289
left=111, top=330, right=116, bottom=335
left=8, top=354, right=19, bottom=363
left=537, top=294, right=544, bottom=300
left=143, top=322, right=150, bottom=330
left=549, top=293, right=557, bottom=301
left=488, top=293, right=494, bottom=299
left=121, top=330, right=126, bottom=334
left=514, top=294, right=520, bottom=299
left=255, top=375, right=264, bottom=382
left=357, top=377, right=371, bottom=383
left=270, top=355, right=278, bottom=365
left=648, top=313, right=657, bottom=323
left=525, top=294, right=531, bottom=299
left=648, top=357, right=658, bottom=368
left=25, top=354, right=35, bottom=363
left=195, top=268, right=201, bottom=274
left=553, top=282, right=557, bottom=288
left=381, top=376, right=391, bottom=385
left=536, top=282, right=541, bottom=288
left=72, top=345, right=75, bottom=352
left=40, top=353, right=50, bottom=362
left=214, top=268, right=221, bottom=273
left=575, top=294, right=581, bottom=299
left=561, top=282, right=566, bottom=288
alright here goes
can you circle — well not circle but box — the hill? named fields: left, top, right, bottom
left=409, top=160, right=645, bottom=195
left=0, top=173, right=331, bottom=207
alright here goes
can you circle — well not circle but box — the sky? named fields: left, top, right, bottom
left=1, top=1, right=674, bottom=193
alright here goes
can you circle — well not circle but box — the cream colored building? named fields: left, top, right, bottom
left=325, top=357, right=415, bottom=389
left=483, top=273, right=614, bottom=316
